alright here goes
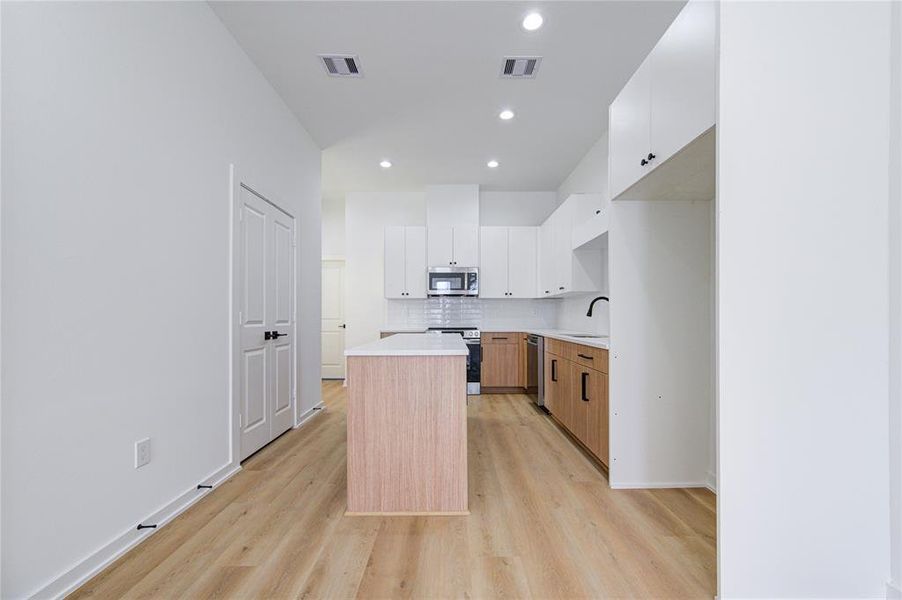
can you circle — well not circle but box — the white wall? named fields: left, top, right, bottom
left=0, top=3, right=321, bottom=598
left=479, top=191, right=557, bottom=226
left=718, top=2, right=892, bottom=597
left=889, top=2, right=902, bottom=597
left=557, top=132, right=610, bottom=204
left=322, top=193, right=345, bottom=258
left=345, top=192, right=426, bottom=349
left=609, top=200, right=713, bottom=488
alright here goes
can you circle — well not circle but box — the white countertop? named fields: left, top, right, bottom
left=490, top=329, right=610, bottom=350
left=346, top=333, right=469, bottom=357
left=380, top=327, right=609, bottom=350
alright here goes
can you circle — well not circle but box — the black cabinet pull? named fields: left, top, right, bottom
left=559, top=286, right=565, bottom=290
left=640, top=158, right=648, bottom=166
left=577, top=353, right=593, bottom=360
left=647, top=152, right=656, bottom=161
left=545, top=290, right=550, bottom=294
left=492, top=336, right=508, bottom=340
left=581, top=372, right=589, bottom=401
left=551, top=359, right=557, bottom=382
left=595, top=209, right=601, bottom=215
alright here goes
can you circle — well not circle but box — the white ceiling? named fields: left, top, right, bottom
left=210, top=1, right=685, bottom=195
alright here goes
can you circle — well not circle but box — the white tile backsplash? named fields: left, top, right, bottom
left=385, top=298, right=558, bottom=330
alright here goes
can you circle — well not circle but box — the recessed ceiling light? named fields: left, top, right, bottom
left=499, top=109, right=515, bottom=121
left=522, top=12, right=544, bottom=31
left=487, top=160, right=500, bottom=169
left=379, top=160, right=392, bottom=168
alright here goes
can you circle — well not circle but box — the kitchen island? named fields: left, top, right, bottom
left=344, top=333, right=469, bottom=515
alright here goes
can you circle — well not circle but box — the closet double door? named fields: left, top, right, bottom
left=237, top=185, right=296, bottom=461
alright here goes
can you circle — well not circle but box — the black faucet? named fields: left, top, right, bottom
left=586, top=296, right=609, bottom=317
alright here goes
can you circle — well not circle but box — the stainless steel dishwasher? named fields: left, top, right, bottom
left=526, top=334, right=544, bottom=407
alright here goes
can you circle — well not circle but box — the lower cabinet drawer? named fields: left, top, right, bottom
left=573, top=344, right=608, bottom=373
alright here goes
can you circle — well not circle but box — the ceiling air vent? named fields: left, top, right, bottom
left=500, top=56, right=542, bottom=79
left=319, top=54, right=362, bottom=78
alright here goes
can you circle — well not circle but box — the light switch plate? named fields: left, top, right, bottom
left=135, top=438, right=151, bottom=469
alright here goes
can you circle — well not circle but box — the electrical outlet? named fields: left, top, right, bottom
left=135, top=438, right=151, bottom=469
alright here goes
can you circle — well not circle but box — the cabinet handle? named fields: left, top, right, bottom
left=559, top=286, right=565, bottom=291
left=492, top=336, right=508, bottom=340
left=647, top=152, right=656, bottom=161
left=581, top=372, right=589, bottom=401
left=545, top=290, right=550, bottom=294
left=640, top=158, right=649, bottom=166
left=577, top=353, right=593, bottom=360
left=551, top=359, right=557, bottom=382
left=595, top=209, right=601, bottom=215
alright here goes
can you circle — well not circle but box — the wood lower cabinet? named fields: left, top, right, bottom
left=481, top=333, right=521, bottom=389
left=544, top=340, right=609, bottom=467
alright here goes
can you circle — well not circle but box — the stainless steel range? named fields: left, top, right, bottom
left=428, top=327, right=481, bottom=395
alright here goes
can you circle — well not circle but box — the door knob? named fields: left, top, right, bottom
left=271, top=331, right=288, bottom=338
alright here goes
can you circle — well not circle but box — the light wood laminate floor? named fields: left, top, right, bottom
left=71, top=381, right=716, bottom=599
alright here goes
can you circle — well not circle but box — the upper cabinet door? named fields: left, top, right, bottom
left=650, top=0, right=716, bottom=166
left=609, top=57, right=652, bottom=199
left=404, top=226, right=427, bottom=298
left=538, top=217, right=555, bottom=297
left=479, top=227, right=509, bottom=298
left=427, top=226, right=454, bottom=266
left=452, top=226, right=479, bottom=267
left=384, top=226, right=407, bottom=298
left=507, top=227, right=538, bottom=298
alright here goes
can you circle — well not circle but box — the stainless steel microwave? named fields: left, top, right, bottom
left=427, top=267, right=478, bottom=297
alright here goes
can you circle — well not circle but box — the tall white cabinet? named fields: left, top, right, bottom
left=479, top=226, right=538, bottom=298
left=384, top=226, right=426, bottom=298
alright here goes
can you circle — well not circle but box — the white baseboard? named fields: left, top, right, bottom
left=609, top=481, right=709, bottom=490
left=294, top=401, right=324, bottom=429
left=31, top=461, right=241, bottom=600
left=888, top=579, right=902, bottom=599
left=705, top=470, right=717, bottom=494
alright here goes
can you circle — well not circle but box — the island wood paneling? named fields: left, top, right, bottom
left=346, top=354, right=467, bottom=514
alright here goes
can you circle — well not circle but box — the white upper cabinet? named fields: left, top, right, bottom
left=651, top=0, right=717, bottom=164
left=427, top=226, right=454, bottom=266
left=537, top=196, right=605, bottom=297
left=570, top=194, right=609, bottom=250
left=609, top=0, right=716, bottom=200
left=479, top=227, right=509, bottom=298
left=480, top=226, right=537, bottom=298
left=507, top=227, right=538, bottom=298
left=425, top=185, right=480, bottom=267
left=427, top=225, right=479, bottom=267
left=451, top=225, right=479, bottom=266
left=609, top=58, right=652, bottom=199
left=385, top=226, right=426, bottom=298
left=404, top=226, right=427, bottom=298
left=538, top=218, right=555, bottom=297
left=384, top=226, right=407, bottom=299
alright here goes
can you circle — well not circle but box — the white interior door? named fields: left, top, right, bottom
left=321, top=259, right=345, bottom=379
left=237, top=184, right=296, bottom=461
